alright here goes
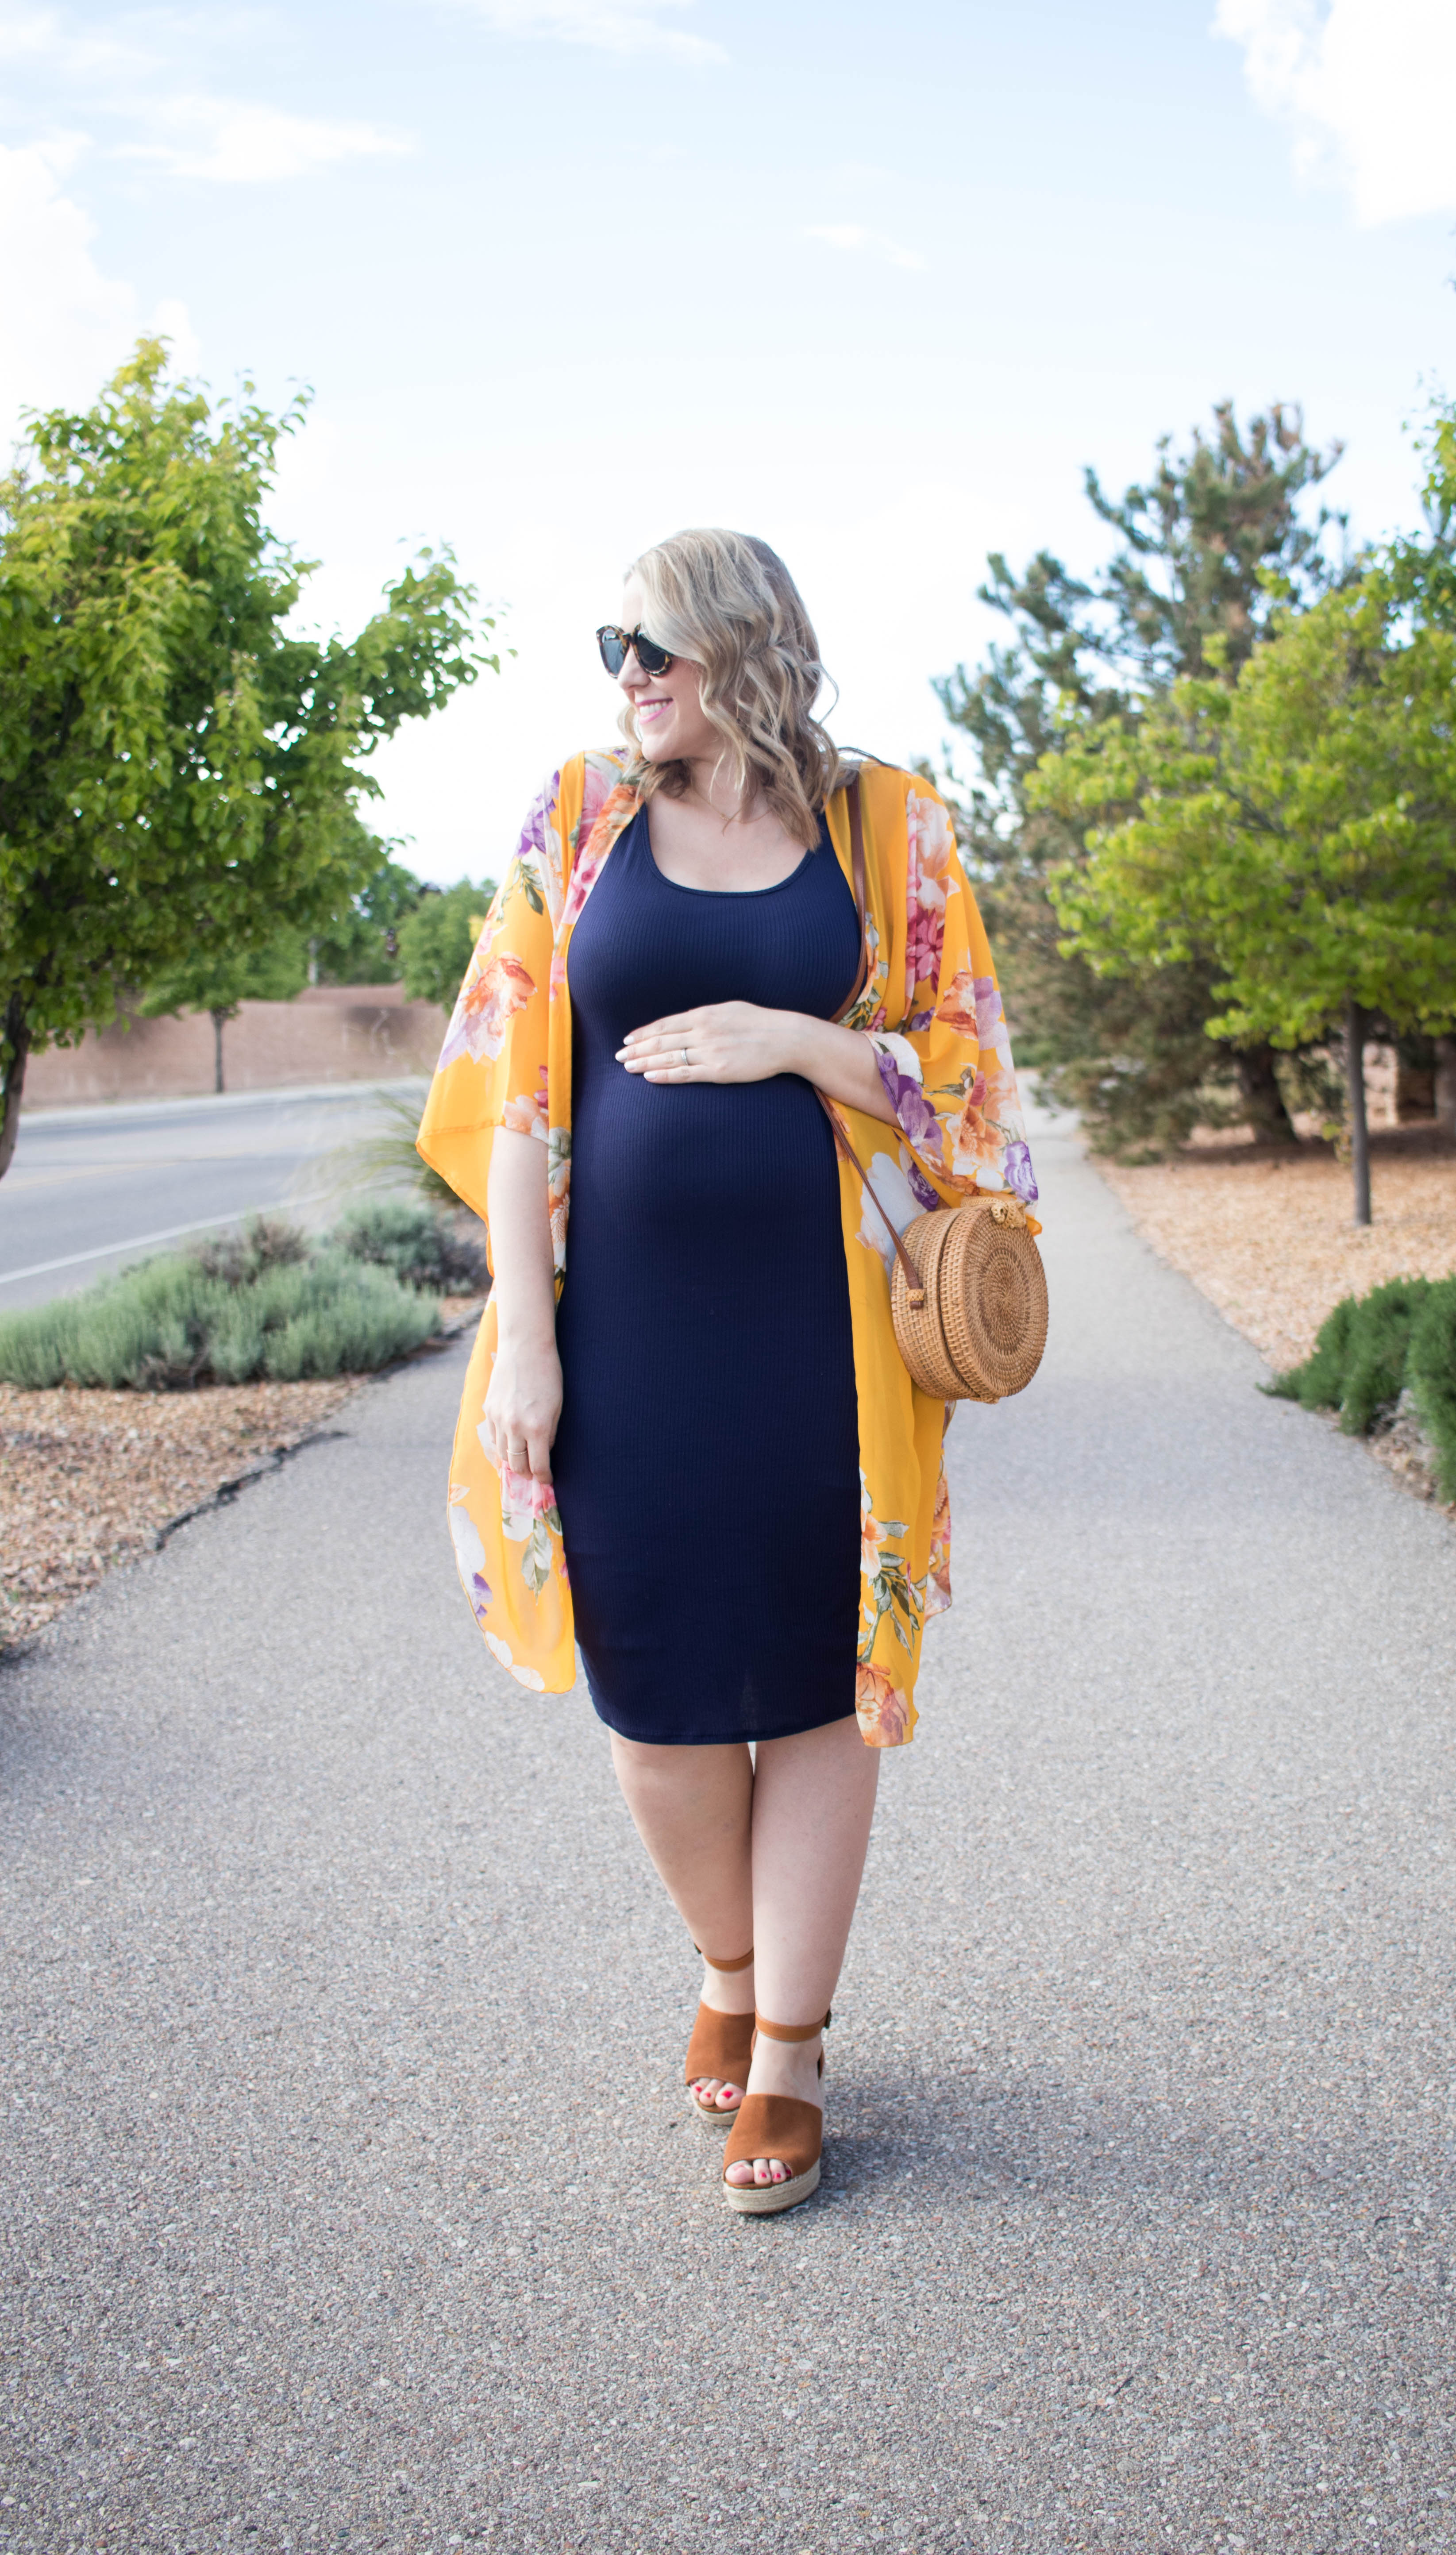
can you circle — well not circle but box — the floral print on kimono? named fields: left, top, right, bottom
left=904, top=787, right=955, bottom=1015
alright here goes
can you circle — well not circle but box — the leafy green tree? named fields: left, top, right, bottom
left=0, top=339, right=500, bottom=1179
left=397, top=878, right=498, bottom=1011
left=1379, top=395, right=1456, bottom=1138
left=936, top=402, right=1346, bottom=1152
left=142, top=848, right=424, bottom=1088
left=141, top=929, right=309, bottom=1093
left=311, top=847, right=424, bottom=985
left=1039, top=582, right=1456, bottom=1222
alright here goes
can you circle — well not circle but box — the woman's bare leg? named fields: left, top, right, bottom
left=727, top=1713, right=880, bottom=2189
left=610, top=1734, right=757, bottom=2107
left=610, top=1716, right=881, bottom=2171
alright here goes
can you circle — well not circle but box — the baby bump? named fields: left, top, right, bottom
left=567, top=1068, right=842, bottom=1257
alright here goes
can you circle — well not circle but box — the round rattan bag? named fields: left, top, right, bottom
left=889, top=1196, right=1048, bottom=1403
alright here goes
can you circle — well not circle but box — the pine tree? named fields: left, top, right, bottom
left=936, top=402, right=1346, bottom=1153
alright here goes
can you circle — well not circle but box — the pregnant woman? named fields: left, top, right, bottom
left=417, top=529, right=1036, bottom=2214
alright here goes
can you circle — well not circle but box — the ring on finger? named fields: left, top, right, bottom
left=680, top=1045, right=690, bottom=1065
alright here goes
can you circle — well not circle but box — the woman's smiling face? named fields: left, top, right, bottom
left=614, top=572, right=716, bottom=764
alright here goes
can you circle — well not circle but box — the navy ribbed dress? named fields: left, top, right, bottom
left=550, top=804, right=862, bottom=1746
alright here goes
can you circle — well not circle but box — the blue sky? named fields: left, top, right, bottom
left=3, top=0, right=1454, bottom=886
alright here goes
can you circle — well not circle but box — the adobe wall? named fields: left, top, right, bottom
left=23, top=987, right=450, bottom=1110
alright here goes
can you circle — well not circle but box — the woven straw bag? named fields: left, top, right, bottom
left=825, top=775, right=1049, bottom=1405
left=884, top=1194, right=1048, bottom=1401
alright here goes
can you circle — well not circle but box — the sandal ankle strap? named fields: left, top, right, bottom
left=693, top=1943, right=755, bottom=1973
left=755, top=2008, right=831, bottom=2042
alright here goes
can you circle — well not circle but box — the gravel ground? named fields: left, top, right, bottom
left=1095, top=1135, right=1456, bottom=1372
left=2, top=1116, right=1453, bottom=2555
left=0, top=1379, right=361, bottom=1650
left=0, top=1305, right=483, bottom=1650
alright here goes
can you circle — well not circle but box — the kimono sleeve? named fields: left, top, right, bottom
left=413, top=776, right=562, bottom=1228
left=867, top=780, right=1040, bottom=1213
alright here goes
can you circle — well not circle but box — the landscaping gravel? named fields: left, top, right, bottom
left=1, top=1112, right=1452, bottom=2555
left=0, top=1303, right=483, bottom=1650
left=0, top=1376, right=360, bottom=1649
left=1097, top=1134, right=1456, bottom=1371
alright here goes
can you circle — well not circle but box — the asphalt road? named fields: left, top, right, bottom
left=0, top=1083, right=427, bottom=1312
left=1, top=1110, right=1453, bottom=2555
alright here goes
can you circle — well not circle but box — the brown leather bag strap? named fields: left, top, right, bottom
left=819, top=767, right=928, bottom=1310
left=816, top=1089, right=927, bottom=1309
left=840, top=773, right=869, bottom=1016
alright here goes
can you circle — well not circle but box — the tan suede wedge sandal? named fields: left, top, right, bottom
left=720, top=2010, right=830, bottom=2216
left=685, top=1945, right=755, bottom=2128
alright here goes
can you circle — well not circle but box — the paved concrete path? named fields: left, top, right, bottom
left=3, top=1113, right=1453, bottom=2555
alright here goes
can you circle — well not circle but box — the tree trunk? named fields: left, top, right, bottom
left=1395, top=1051, right=1436, bottom=1121
left=211, top=1007, right=227, bottom=1095
left=0, top=995, right=30, bottom=1183
left=1436, top=1033, right=1456, bottom=1140
left=1234, top=1041, right=1298, bottom=1143
left=1346, top=997, right=1371, bottom=1226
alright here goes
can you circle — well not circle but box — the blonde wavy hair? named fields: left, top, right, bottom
left=618, top=528, right=849, bottom=844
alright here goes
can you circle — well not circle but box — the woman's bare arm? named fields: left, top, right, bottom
left=481, top=1127, right=561, bottom=1485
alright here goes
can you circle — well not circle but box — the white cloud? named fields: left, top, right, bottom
left=0, top=139, right=134, bottom=437
left=1213, top=0, right=1456, bottom=223
left=805, top=223, right=925, bottom=274
left=0, top=3, right=135, bottom=75
left=0, top=6, right=53, bottom=58
left=122, top=99, right=411, bottom=184
left=150, top=293, right=200, bottom=374
left=0, top=8, right=412, bottom=181
left=450, top=0, right=724, bottom=65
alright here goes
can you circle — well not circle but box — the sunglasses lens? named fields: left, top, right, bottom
left=597, top=628, right=628, bottom=677
left=634, top=633, right=673, bottom=677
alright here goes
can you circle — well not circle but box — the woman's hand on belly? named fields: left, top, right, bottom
left=618, top=1005, right=897, bottom=1123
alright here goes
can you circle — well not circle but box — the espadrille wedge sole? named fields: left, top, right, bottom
left=720, top=2012, right=829, bottom=2217
left=720, top=2093, right=823, bottom=2215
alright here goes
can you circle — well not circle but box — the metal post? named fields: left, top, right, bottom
left=1346, top=997, right=1371, bottom=1226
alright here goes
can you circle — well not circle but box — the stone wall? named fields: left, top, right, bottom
left=23, top=987, right=450, bottom=1110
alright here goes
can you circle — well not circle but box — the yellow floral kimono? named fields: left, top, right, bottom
left=416, top=750, right=1038, bottom=1747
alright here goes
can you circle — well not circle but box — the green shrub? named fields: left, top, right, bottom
left=64, top=1258, right=229, bottom=1389
left=193, top=1214, right=310, bottom=1285
left=329, top=1196, right=487, bottom=1294
left=0, top=1294, right=84, bottom=1389
left=1267, top=1294, right=1356, bottom=1413
left=261, top=1252, right=440, bottom=1380
left=1269, top=1277, right=1435, bottom=1434
left=1408, top=1276, right=1456, bottom=1500
left=0, top=1240, right=439, bottom=1389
